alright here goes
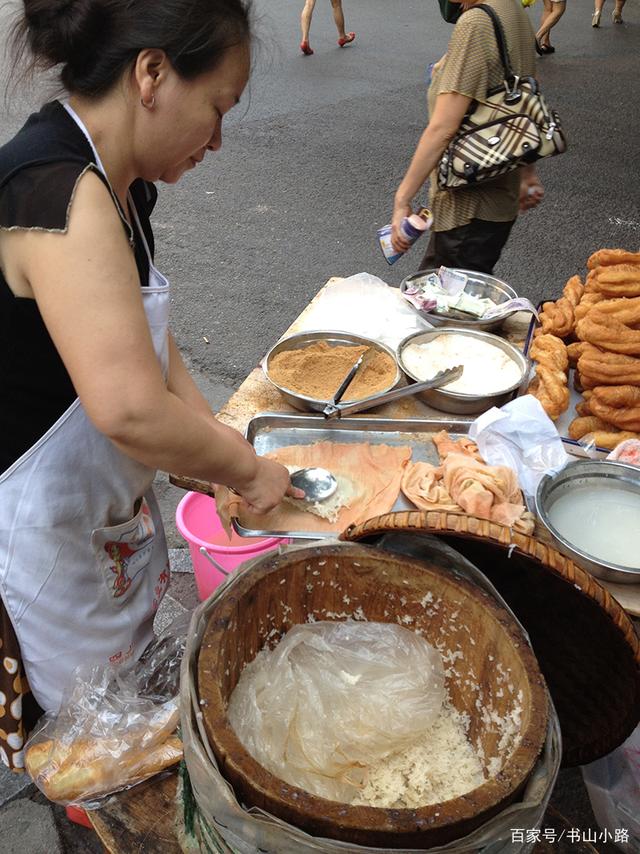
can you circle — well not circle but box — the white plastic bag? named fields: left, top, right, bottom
left=228, top=621, right=445, bottom=803
left=469, top=395, right=571, bottom=505
left=581, top=724, right=640, bottom=851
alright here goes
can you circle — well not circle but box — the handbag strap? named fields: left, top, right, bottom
left=475, top=4, right=517, bottom=84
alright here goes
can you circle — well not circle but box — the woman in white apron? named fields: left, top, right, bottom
left=0, top=0, right=301, bottom=770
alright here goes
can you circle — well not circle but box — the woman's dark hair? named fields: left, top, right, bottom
left=11, top=0, right=252, bottom=97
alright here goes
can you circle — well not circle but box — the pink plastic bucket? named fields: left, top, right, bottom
left=175, top=491, right=287, bottom=601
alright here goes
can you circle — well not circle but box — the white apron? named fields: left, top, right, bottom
left=0, top=105, right=170, bottom=712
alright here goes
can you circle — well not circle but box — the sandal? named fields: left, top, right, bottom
left=536, top=39, right=555, bottom=54
left=337, top=32, right=356, bottom=47
left=591, top=9, right=601, bottom=26
left=300, top=41, right=314, bottom=55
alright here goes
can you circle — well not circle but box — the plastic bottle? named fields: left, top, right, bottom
left=377, top=208, right=433, bottom=266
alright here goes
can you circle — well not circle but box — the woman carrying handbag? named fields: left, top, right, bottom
left=391, top=0, right=544, bottom=274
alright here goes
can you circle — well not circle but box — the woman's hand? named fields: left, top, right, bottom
left=519, top=168, right=544, bottom=212
left=234, top=457, right=305, bottom=515
left=391, top=197, right=413, bottom=253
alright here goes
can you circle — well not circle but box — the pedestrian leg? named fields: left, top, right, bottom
left=612, top=0, right=625, bottom=23
left=592, top=0, right=605, bottom=27
left=536, top=0, right=566, bottom=50
left=300, top=0, right=316, bottom=54
left=536, top=0, right=552, bottom=51
left=332, top=0, right=355, bottom=47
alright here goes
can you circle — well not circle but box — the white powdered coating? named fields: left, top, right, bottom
left=401, top=334, right=522, bottom=395
left=352, top=702, right=485, bottom=809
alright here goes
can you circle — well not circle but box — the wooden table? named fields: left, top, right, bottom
left=90, top=774, right=181, bottom=853
left=185, top=277, right=640, bottom=618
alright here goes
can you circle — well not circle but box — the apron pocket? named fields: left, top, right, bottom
left=91, top=498, right=156, bottom=606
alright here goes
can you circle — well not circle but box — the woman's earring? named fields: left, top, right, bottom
left=141, top=94, right=156, bottom=109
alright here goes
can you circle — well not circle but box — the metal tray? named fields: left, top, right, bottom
left=233, top=413, right=473, bottom=539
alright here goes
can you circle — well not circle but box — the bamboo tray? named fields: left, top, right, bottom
left=341, top=511, right=640, bottom=767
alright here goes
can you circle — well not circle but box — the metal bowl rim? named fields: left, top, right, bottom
left=401, top=267, right=518, bottom=295
left=396, top=327, right=529, bottom=400
left=263, top=330, right=402, bottom=406
left=535, top=460, right=640, bottom=575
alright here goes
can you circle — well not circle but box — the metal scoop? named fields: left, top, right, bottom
left=289, top=467, right=338, bottom=503
left=322, top=365, right=464, bottom=418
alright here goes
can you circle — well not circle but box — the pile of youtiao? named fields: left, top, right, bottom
left=528, top=248, right=640, bottom=449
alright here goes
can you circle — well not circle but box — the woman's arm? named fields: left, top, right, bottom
left=391, top=91, right=472, bottom=253
left=166, top=332, right=218, bottom=423
left=8, top=171, right=299, bottom=512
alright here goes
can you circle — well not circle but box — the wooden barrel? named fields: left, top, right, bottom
left=198, top=542, right=548, bottom=849
left=341, top=511, right=640, bottom=767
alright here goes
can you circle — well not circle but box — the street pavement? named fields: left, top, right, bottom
left=0, top=0, right=639, bottom=849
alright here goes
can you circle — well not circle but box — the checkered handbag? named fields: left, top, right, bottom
left=437, top=5, right=567, bottom=191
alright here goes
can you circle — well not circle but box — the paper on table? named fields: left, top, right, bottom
left=469, top=395, right=571, bottom=505
left=293, top=272, right=432, bottom=349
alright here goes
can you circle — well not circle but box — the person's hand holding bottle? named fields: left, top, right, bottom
left=391, top=196, right=414, bottom=254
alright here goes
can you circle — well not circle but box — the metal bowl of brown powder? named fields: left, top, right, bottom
left=264, top=331, right=402, bottom=412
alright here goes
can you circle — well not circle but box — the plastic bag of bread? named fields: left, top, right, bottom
left=25, top=614, right=188, bottom=805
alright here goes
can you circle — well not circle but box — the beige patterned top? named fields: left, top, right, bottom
left=427, top=0, right=537, bottom=232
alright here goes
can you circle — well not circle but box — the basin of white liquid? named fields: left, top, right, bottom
left=536, top=460, right=640, bottom=583
left=547, top=482, right=640, bottom=569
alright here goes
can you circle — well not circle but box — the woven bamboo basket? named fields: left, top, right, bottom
left=197, top=542, right=549, bottom=849
left=341, top=511, right=640, bottom=767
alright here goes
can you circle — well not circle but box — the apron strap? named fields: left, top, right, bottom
left=127, top=195, right=154, bottom=264
left=62, top=102, right=135, bottom=249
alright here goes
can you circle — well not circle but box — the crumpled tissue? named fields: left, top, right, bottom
left=469, top=395, right=571, bottom=505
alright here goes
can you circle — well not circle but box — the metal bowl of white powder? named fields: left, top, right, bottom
left=397, top=328, right=529, bottom=414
